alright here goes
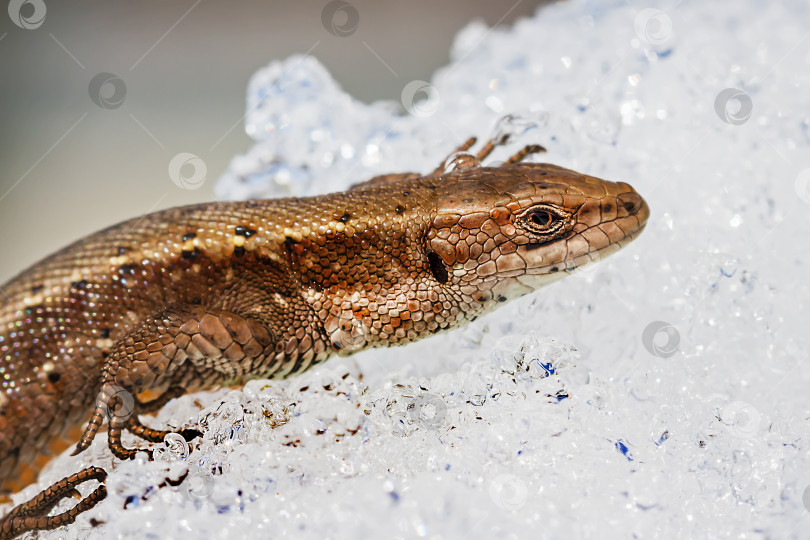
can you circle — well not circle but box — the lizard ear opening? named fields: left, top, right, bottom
left=427, top=251, right=449, bottom=284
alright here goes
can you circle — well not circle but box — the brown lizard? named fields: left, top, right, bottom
left=0, top=134, right=649, bottom=538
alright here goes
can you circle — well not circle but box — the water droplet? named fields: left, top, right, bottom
left=443, top=152, right=480, bottom=173
left=490, top=114, right=543, bottom=146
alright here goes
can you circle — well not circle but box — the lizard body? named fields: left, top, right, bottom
left=0, top=137, right=648, bottom=538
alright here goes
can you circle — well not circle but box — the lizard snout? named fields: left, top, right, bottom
left=616, top=190, right=649, bottom=225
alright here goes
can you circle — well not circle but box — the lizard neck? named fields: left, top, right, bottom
left=261, top=178, right=473, bottom=357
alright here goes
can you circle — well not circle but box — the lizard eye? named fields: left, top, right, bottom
left=519, top=205, right=566, bottom=235
left=529, top=209, right=553, bottom=228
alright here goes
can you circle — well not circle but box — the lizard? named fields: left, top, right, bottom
left=0, top=132, right=649, bottom=539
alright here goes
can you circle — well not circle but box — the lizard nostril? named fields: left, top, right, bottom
left=618, top=192, right=643, bottom=215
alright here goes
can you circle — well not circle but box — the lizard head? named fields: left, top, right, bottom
left=425, top=162, right=649, bottom=305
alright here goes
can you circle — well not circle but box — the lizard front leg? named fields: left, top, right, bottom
left=124, top=385, right=202, bottom=444
left=1, top=305, right=280, bottom=538
left=73, top=304, right=276, bottom=460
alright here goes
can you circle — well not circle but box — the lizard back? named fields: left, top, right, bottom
left=0, top=177, right=440, bottom=483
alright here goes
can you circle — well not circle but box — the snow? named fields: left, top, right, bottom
left=9, top=0, right=810, bottom=538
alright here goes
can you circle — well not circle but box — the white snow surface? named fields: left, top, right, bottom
left=8, top=0, right=810, bottom=538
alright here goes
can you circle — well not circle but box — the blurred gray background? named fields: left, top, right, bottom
left=0, top=0, right=551, bottom=282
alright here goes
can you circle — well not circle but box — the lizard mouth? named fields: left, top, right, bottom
left=554, top=190, right=650, bottom=272
left=558, top=219, right=648, bottom=274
